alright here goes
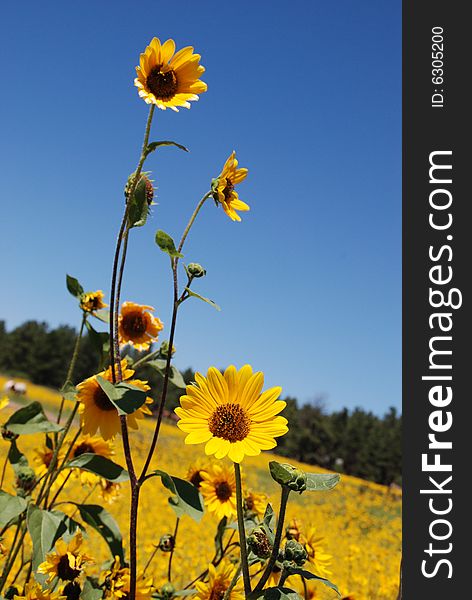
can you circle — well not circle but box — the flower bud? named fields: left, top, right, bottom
left=159, top=341, right=176, bottom=359
left=159, top=534, right=175, bottom=553
left=283, top=539, right=308, bottom=566
left=125, top=172, right=155, bottom=205
left=269, top=462, right=307, bottom=492
left=187, top=263, right=206, bottom=278
left=1, top=426, right=18, bottom=441
left=247, top=527, right=272, bottom=559
left=161, top=583, right=175, bottom=598
left=15, top=466, right=36, bottom=496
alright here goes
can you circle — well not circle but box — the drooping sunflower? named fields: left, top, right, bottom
left=37, top=530, right=93, bottom=584
left=214, top=152, right=249, bottom=221
left=135, top=37, right=207, bottom=111
left=194, top=561, right=244, bottom=600
left=76, top=359, right=153, bottom=440
left=80, top=290, right=107, bottom=314
left=175, top=365, right=288, bottom=463
left=118, top=302, right=164, bottom=352
left=102, top=557, right=153, bottom=600
left=69, top=435, right=114, bottom=485
left=243, top=490, right=268, bottom=519
left=13, top=582, right=66, bottom=600
left=199, top=463, right=238, bottom=520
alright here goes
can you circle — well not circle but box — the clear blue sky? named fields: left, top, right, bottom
left=0, top=0, right=401, bottom=415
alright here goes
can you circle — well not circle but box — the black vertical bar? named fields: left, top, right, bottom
left=404, top=2, right=469, bottom=598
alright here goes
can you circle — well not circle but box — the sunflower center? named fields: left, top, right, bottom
left=222, top=178, right=235, bottom=202
left=146, top=66, right=178, bottom=100
left=93, top=385, right=116, bottom=412
left=63, top=581, right=81, bottom=600
left=208, top=579, right=228, bottom=600
left=208, top=403, right=250, bottom=442
left=121, top=313, right=147, bottom=337
left=73, top=442, right=95, bottom=457
left=57, top=555, right=81, bottom=581
left=215, top=481, right=233, bottom=501
left=43, top=451, right=53, bottom=467
left=245, top=495, right=254, bottom=510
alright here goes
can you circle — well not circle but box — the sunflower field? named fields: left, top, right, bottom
left=0, top=35, right=401, bottom=600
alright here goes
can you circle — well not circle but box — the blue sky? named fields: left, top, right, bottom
left=0, top=0, right=401, bottom=415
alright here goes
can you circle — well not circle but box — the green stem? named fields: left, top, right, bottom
left=167, top=517, right=180, bottom=582
left=48, top=470, right=73, bottom=509
left=139, top=190, right=211, bottom=482
left=254, top=486, right=290, bottom=592
left=0, top=452, right=8, bottom=489
left=57, top=313, right=87, bottom=425
left=234, top=462, right=251, bottom=597
left=0, top=523, right=26, bottom=594
left=142, top=545, right=159, bottom=577
left=279, top=569, right=289, bottom=588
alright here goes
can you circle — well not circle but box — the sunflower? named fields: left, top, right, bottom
left=102, top=557, right=153, bottom=600
left=37, top=530, right=93, bottom=584
left=214, top=152, right=249, bottom=221
left=99, top=479, right=122, bottom=504
left=76, top=359, right=153, bottom=440
left=243, top=490, right=268, bottom=519
left=200, top=463, right=238, bottom=521
left=13, top=582, right=66, bottom=600
left=186, top=460, right=210, bottom=490
left=80, top=290, right=107, bottom=314
left=135, top=37, right=207, bottom=111
left=118, top=302, right=164, bottom=352
left=195, top=561, right=244, bottom=600
left=70, top=435, right=114, bottom=485
left=175, top=365, right=288, bottom=463
left=33, top=445, right=68, bottom=491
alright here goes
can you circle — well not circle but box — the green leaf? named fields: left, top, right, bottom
left=0, top=491, right=27, bottom=528
left=93, top=309, right=110, bottom=324
left=214, top=517, right=228, bottom=560
left=4, top=402, right=63, bottom=435
left=184, top=288, right=221, bottom=311
left=170, top=366, right=186, bottom=389
left=128, top=176, right=150, bottom=228
left=305, top=473, right=340, bottom=492
left=145, top=140, right=189, bottom=157
left=66, top=274, right=84, bottom=298
left=96, top=376, right=148, bottom=416
left=27, top=505, right=68, bottom=576
left=85, top=321, right=110, bottom=361
left=149, top=470, right=204, bottom=522
left=284, top=568, right=340, bottom=596
left=249, top=588, right=303, bottom=600
left=7, top=439, right=30, bottom=476
left=60, top=382, right=78, bottom=402
left=64, top=453, right=129, bottom=483
left=173, top=590, right=198, bottom=597
left=155, top=230, right=183, bottom=259
left=262, top=503, right=276, bottom=544
left=50, top=510, right=85, bottom=540
left=81, top=578, right=103, bottom=600
left=146, top=359, right=168, bottom=374
left=71, top=503, right=124, bottom=562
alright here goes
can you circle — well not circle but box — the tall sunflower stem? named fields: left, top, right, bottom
left=254, top=486, right=290, bottom=592
left=139, top=191, right=210, bottom=482
left=167, top=517, right=180, bottom=582
left=234, top=462, right=251, bottom=597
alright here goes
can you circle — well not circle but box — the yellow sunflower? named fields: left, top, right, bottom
left=80, top=290, right=107, bottom=313
left=118, top=302, right=164, bottom=352
left=175, top=365, right=288, bottom=463
left=37, top=530, right=93, bottom=584
left=135, top=37, right=207, bottom=111
left=76, top=359, right=153, bottom=440
left=243, top=490, right=268, bottom=519
left=69, top=435, right=114, bottom=485
left=13, top=582, right=66, bottom=600
left=286, top=521, right=332, bottom=580
left=186, top=459, right=210, bottom=489
left=214, top=152, right=249, bottom=221
left=33, top=445, right=68, bottom=491
left=195, top=561, right=244, bottom=600
left=200, top=463, right=238, bottom=521
left=102, top=557, right=153, bottom=600
left=99, top=479, right=122, bottom=504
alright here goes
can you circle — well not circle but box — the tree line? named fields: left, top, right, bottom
left=0, top=320, right=401, bottom=486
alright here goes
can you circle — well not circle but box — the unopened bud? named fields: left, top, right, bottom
left=269, top=462, right=307, bottom=492
left=283, top=539, right=307, bottom=566
left=15, top=466, right=36, bottom=496
left=161, top=583, right=175, bottom=598
left=159, top=534, right=175, bottom=553
left=247, top=528, right=272, bottom=559
left=159, top=341, right=176, bottom=359
left=187, top=263, right=206, bottom=278
left=1, top=427, right=18, bottom=441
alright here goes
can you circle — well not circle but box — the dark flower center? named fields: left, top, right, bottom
left=209, top=403, right=250, bottom=442
left=215, top=481, right=232, bottom=501
left=122, top=313, right=147, bottom=337
left=208, top=579, right=228, bottom=600
left=43, top=451, right=53, bottom=467
left=189, top=470, right=204, bottom=489
left=63, top=581, right=81, bottom=600
left=93, top=385, right=116, bottom=412
left=222, top=178, right=235, bottom=202
left=73, top=442, right=95, bottom=457
left=57, top=555, right=81, bottom=581
left=245, top=495, right=254, bottom=510
left=146, top=66, right=178, bottom=100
